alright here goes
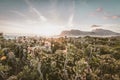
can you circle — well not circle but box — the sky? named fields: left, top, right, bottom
left=0, top=0, right=120, bottom=36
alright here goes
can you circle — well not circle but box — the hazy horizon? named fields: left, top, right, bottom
left=0, top=0, right=120, bottom=36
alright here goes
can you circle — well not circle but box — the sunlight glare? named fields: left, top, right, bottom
left=31, top=22, right=61, bottom=36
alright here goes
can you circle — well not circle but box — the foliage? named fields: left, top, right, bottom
left=0, top=36, right=120, bottom=80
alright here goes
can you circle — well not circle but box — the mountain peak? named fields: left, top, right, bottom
left=92, top=28, right=103, bottom=31
left=92, top=28, right=108, bottom=32
left=60, top=29, right=120, bottom=37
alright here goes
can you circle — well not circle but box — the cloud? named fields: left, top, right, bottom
left=67, top=0, right=75, bottom=27
left=68, top=14, right=74, bottom=26
left=96, top=7, right=103, bottom=12
left=90, top=7, right=107, bottom=17
left=103, top=15, right=120, bottom=20
left=24, top=0, right=47, bottom=22
left=111, top=15, right=120, bottom=19
left=30, top=7, right=47, bottom=22
left=10, top=10, right=27, bottom=19
left=91, top=25, right=101, bottom=28
left=89, top=7, right=103, bottom=17
left=89, top=12, right=97, bottom=17
left=90, top=7, right=120, bottom=20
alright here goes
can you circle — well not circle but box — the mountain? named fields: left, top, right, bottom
left=60, top=29, right=120, bottom=37
left=92, top=29, right=120, bottom=35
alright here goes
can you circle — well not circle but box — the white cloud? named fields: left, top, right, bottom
left=24, top=0, right=47, bottom=22
left=68, top=14, right=74, bottom=27
left=66, top=0, right=75, bottom=28
left=30, top=7, right=47, bottom=22
left=10, top=10, right=26, bottom=17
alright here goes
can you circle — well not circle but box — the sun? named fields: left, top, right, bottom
left=30, top=22, right=61, bottom=36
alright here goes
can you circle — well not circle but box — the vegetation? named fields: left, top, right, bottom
left=0, top=36, right=120, bottom=80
